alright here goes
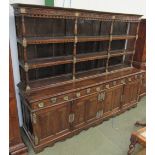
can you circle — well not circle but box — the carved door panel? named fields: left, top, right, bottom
left=123, top=80, right=141, bottom=108
left=72, top=97, right=87, bottom=129
left=100, top=85, right=123, bottom=117
left=85, top=94, right=99, bottom=123
left=34, top=102, right=71, bottom=145
left=72, top=94, right=99, bottom=129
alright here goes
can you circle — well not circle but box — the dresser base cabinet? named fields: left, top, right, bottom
left=20, top=69, right=145, bottom=153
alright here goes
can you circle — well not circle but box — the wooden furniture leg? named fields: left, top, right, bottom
left=128, top=135, right=138, bottom=155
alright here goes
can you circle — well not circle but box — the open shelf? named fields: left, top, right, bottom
left=77, top=51, right=107, bottom=62
left=108, top=64, right=131, bottom=72
left=14, top=5, right=141, bottom=91
left=76, top=67, right=106, bottom=79
left=17, top=35, right=136, bottom=45
left=26, top=56, right=73, bottom=69
left=29, top=73, right=73, bottom=89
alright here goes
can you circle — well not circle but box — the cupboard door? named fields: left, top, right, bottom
left=122, top=80, right=141, bottom=109
left=72, top=94, right=99, bottom=129
left=101, top=85, right=123, bottom=117
left=34, top=102, right=71, bottom=145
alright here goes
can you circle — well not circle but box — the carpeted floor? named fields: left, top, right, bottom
left=22, top=97, right=146, bottom=155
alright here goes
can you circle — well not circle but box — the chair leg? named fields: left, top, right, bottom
left=128, top=135, right=137, bottom=155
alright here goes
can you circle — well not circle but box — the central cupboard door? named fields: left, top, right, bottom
left=72, top=93, right=99, bottom=129
left=100, top=85, right=123, bottom=117
left=34, top=102, right=71, bottom=145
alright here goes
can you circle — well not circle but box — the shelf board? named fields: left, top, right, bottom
left=26, top=56, right=73, bottom=69
left=17, top=35, right=136, bottom=45
left=29, top=73, right=73, bottom=89
left=77, top=51, right=108, bottom=62
left=108, top=64, right=131, bottom=72
left=110, top=50, right=133, bottom=57
left=17, top=36, right=75, bottom=45
left=76, top=67, right=106, bottom=79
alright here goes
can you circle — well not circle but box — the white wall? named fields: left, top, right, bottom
left=55, top=0, right=146, bottom=18
left=10, top=0, right=145, bottom=126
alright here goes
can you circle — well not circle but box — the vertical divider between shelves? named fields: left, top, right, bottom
left=73, top=16, right=78, bottom=81
left=106, top=18, right=114, bottom=72
left=123, top=22, right=130, bottom=64
left=130, top=21, right=140, bottom=67
left=21, top=15, right=30, bottom=90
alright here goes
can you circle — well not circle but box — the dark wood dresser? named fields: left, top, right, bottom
left=12, top=4, right=145, bottom=153
left=9, top=51, right=28, bottom=155
left=134, top=19, right=146, bottom=98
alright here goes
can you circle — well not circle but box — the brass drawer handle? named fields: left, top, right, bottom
left=38, top=102, right=44, bottom=108
left=64, top=96, right=69, bottom=101
left=128, top=78, right=132, bottom=82
left=106, top=84, right=110, bottom=89
left=96, top=87, right=100, bottom=92
left=86, top=88, right=91, bottom=94
left=51, top=97, right=57, bottom=103
left=76, top=92, right=81, bottom=98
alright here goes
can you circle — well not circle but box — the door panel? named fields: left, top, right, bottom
left=101, top=85, right=123, bottom=117
left=36, top=102, right=70, bottom=143
left=123, top=80, right=141, bottom=108
left=73, top=94, right=99, bottom=128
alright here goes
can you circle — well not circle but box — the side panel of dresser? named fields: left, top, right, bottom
left=9, top=52, right=28, bottom=155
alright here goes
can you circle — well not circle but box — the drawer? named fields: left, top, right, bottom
left=104, top=79, right=122, bottom=89
left=126, top=74, right=142, bottom=83
left=74, top=84, right=106, bottom=99
left=32, top=93, right=73, bottom=110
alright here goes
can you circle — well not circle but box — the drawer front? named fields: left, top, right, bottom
left=32, top=93, right=73, bottom=110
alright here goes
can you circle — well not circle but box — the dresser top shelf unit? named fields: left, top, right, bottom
left=12, top=4, right=142, bottom=92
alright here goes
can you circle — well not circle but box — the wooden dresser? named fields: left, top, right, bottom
left=12, top=4, right=145, bottom=153
left=9, top=51, right=28, bottom=155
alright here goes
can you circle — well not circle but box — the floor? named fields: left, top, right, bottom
left=22, top=97, right=146, bottom=155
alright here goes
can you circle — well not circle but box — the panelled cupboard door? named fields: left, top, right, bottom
left=72, top=94, right=99, bottom=129
left=34, top=102, right=71, bottom=145
left=122, top=80, right=141, bottom=108
left=101, top=85, right=123, bottom=117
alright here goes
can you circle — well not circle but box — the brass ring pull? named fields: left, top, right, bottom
left=64, top=96, right=69, bottom=101
left=38, top=102, right=44, bottom=108
left=51, top=97, right=57, bottom=103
